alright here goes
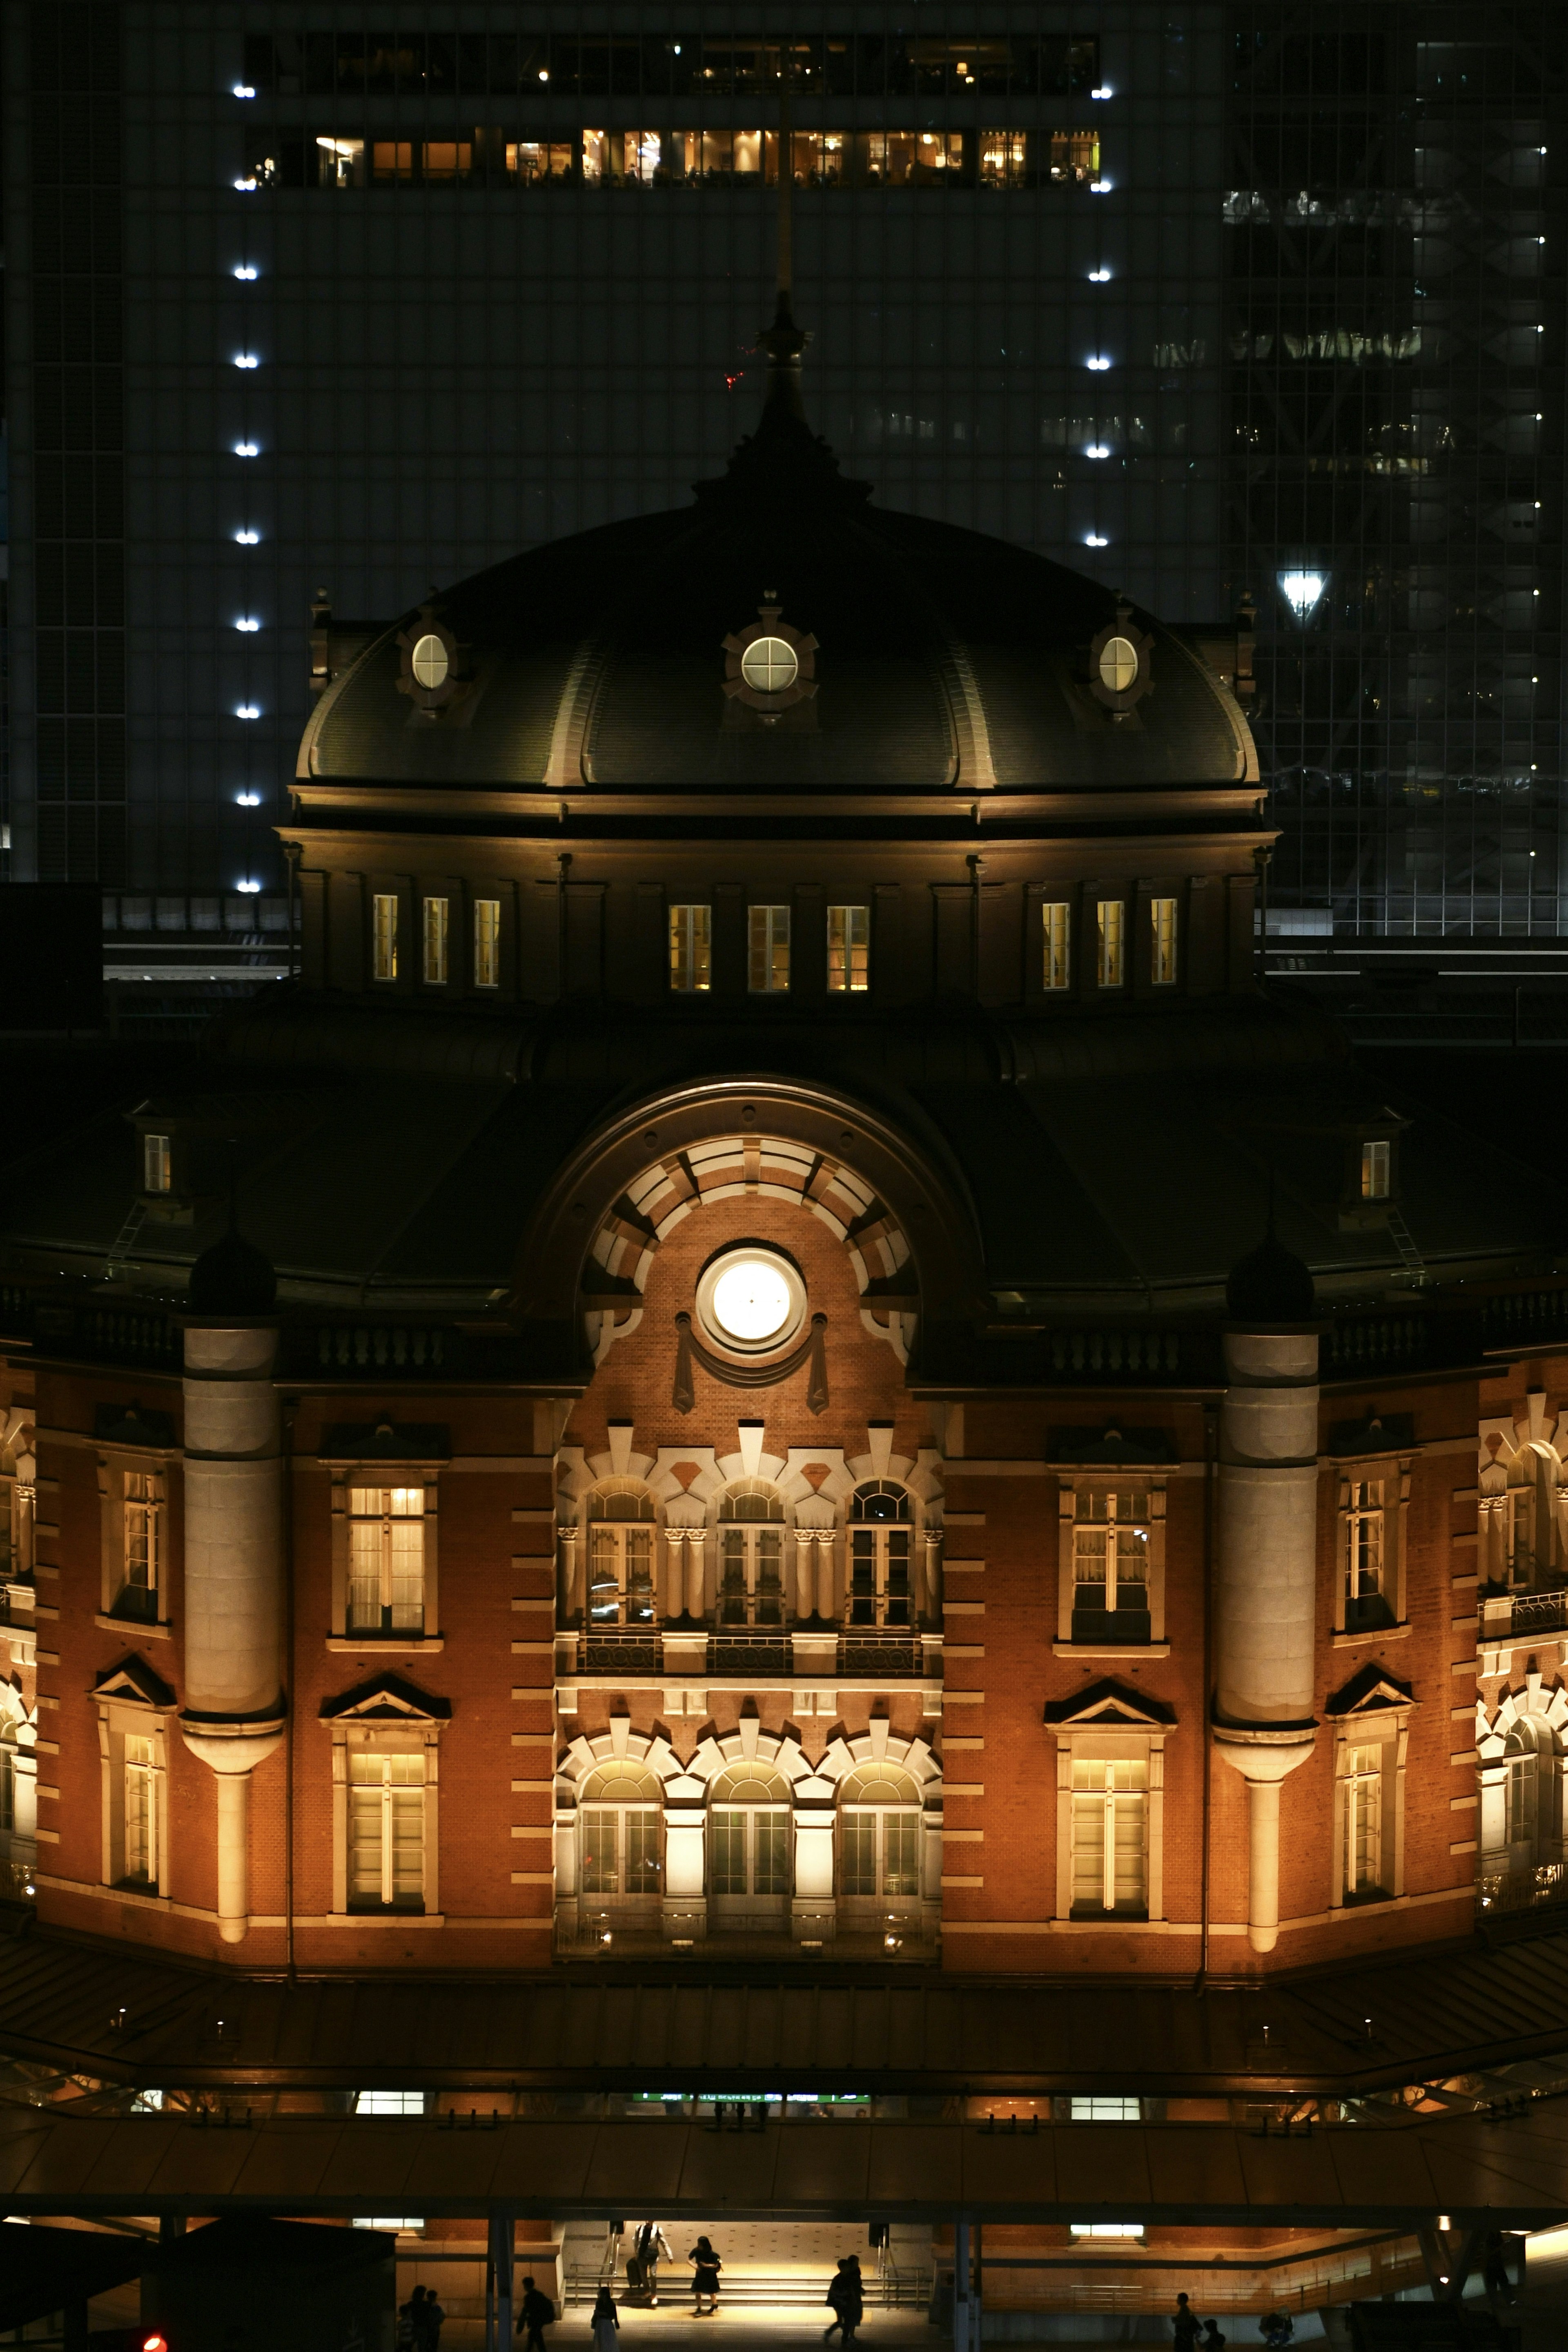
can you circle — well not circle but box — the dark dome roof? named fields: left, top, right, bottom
left=188, top=1221, right=277, bottom=1317
left=1225, top=1231, right=1316, bottom=1325
left=302, top=331, right=1256, bottom=797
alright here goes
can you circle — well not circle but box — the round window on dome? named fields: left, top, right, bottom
left=410, top=632, right=450, bottom=690
left=695, top=1245, right=807, bottom=1357
left=739, top=637, right=799, bottom=695
left=1098, top=635, right=1140, bottom=695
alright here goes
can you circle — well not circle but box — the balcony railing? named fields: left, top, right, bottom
left=1479, top=1585, right=1568, bottom=1640
left=563, top=1625, right=936, bottom=1680
left=1479, top=1862, right=1568, bottom=1915
left=837, top=1628, right=925, bottom=1675
left=707, top=1629, right=791, bottom=1675
left=581, top=1627, right=661, bottom=1675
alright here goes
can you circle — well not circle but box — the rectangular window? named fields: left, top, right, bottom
left=718, top=1524, right=785, bottom=1625
left=848, top=1522, right=912, bottom=1627
left=669, top=903, right=712, bottom=993
left=580, top=1806, right=661, bottom=1895
left=473, top=898, right=501, bottom=989
left=711, top=1809, right=788, bottom=1896
left=748, top=904, right=791, bottom=993
left=1069, top=2097, right=1140, bottom=2122
left=121, top=1472, right=162, bottom=1621
left=0, top=1745, right=13, bottom=1834
left=839, top=1811, right=877, bottom=1896
left=1049, top=129, right=1100, bottom=183
left=587, top=1522, right=655, bottom=1626
left=506, top=140, right=575, bottom=184
left=882, top=1811, right=920, bottom=1896
left=347, top=1752, right=425, bottom=1910
left=1344, top=1479, right=1384, bottom=1627
left=1070, top=1757, right=1147, bottom=1915
left=1096, top=900, right=1124, bottom=988
left=1361, top=1139, right=1390, bottom=1199
left=143, top=1134, right=172, bottom=1194
left=123, top=1734, right=158, bottom=1885
left=347, top=1487, right=426, bottom=1635
left=1345, top=1744, right=1383, bottom=1896
left=1042, top=902, right=1071, bottom=991
left=372, top=893, right=399, bottom=982
left=1150, top=897, right=1178, bottom=986
left=421, top=897, right=449, bottom=985
left=827, top=904, right=870, bottom=992
left=1072, top=1488, right=1151, bottom=1643
left=979, top=129, right=1029, bottom=188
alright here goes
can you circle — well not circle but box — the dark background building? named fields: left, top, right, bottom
left=0, top=1, right=1562, bottom=965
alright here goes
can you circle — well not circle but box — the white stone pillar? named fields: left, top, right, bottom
left=791, top=1785, right=836, bottom=1943
left=922, top=1530, right=943, bottom=1624
left=794, top=1533, right=815, bottom=1621
left=559, top=1525, right=581, bottom=1621
left=662, top=1782, right=707, bottom=1940
left=815, top=1533, right=836, bottom=1624
left=179, top=1325, right=286, bottom=1944
left=1212, top=1327, right=1319, bottom=1955
left=685, top=1533, right=706, bottom=1622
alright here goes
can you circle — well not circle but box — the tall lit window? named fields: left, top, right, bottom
left=422, top=897, right=449, bottom=985
left=1072, top=1488, right=1149, bottom=1642
left=121, top=1472, right=163, bottom=1621
left=122, top=1734, right=158, bottom=1886
left=372, top=893, right=399, bottom=982
left=578, top=1762, right=662, bottom=1895
left=847, top=1481, right=912, bottom=1628
left=717, top=1482, right=785, bottom=1626
left=586, top=1486, right=656, bottom=1628
left=348, top=1753, right=425, bottom=1910
left=1344, top=1744, right=1383, bottom=1896
left=1096, top=899, right=1124, bottom=987
left=709, top=1763, right=790, bottom=1897
left=1344, top=1480, right=1384, bottom=1628
left=1042, top=902, right=1071, bottom=991
left=143, top=1133, right=172, bottom=1194
left=827, top=904, right=870, bottom=992
left=473, top=899, right=500, bottom=989
left=838, top=1763, right=922, bottom=1897
left=1071, top=1757, right=1147, bottom=1915
left=748, top=904, right=791, bottom=992
left=347, top=1487, right=425, bottom=1635
left=0, top=1733, right=13, bottom=1833
left=669, top=904, right=711, bottom=993
left=1361, top=1139, right=1390, bottom=1200
left=1149, top=897, right=1178, bottom=985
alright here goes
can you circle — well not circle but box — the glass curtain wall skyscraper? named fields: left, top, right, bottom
left=0, top=2, right=1560, bottom=938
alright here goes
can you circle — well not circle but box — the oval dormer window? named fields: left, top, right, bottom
left=1098, top=635, right=1140, bottom=694
left=410, top=633, right=450, bottom=690
left=739, top=637, right=799, bottom=694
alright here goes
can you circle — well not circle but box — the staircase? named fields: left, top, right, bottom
left=105, top=1200, right=148, bottom=1283
left=1385, top=1206, right=1427, bottom=1287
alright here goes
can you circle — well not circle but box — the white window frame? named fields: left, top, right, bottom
left=845, top=1482, right=915, bottom=1630
left=827, top=903, right=870, bottom=992
left=96, top=1447, right=173, bottom=1629
left=95, top=1696, right=172, bottom=1900
left=346, top=1484, right=428, bottom=1636
left=716, top=1483, right=787, bottom=1627
left=576, top=1761, right=665, bottom=1903
left=422, top=895, right=449, bottom=984
left=473, top=897, right=501, bottom=989
left=1149, top=895, right=1178, bottom=986
left=1332, top=1454, right=1410, bottom=1633
left=1069, top=1755, right=1148, bottom=1916
left=669, top=902, right=712, bottom=993
left=1096, top=898, right=1124, bottom=988
left=143, top=1132, right=172, bottom=1194
left=328, top=1713, right=443, bottom=1920
left=708, top=1764, right=792, bottom=1904
left=584, top=1483, right=657, bottom=1629
left=328, top=1463, right=441, bottom=1646
left=1361, top=1138, right=1390, bottom=1200
left=748, top=903, right=791, bottom=993
left=347, top=1750, right=428, bottom=1911
left=837, top=1765, right=925, bottom=1903
left=1042, top=901, right=1071, bottom=992
left=372, top=891, right=399, bottom=982
left=1328, top=1709, right=1408, bottom=1909
left=1053, top=1729, right=1167, bottom=1924
left=1056, top=1475, right=1167, bottom=1646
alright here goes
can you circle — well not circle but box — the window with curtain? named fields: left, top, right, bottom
left=473, top=898, right=501, bottom=988
left=122, top=1733, right=158, bottom=1886
left=1042, top=901, right=1071, bottom=991
left=578, top=1762, right=663, bottom=1895
left=586, top=1485, right=656, bottom=1626
left=838, top=1762, right=922, bottom=1898
left=747, top=904, right=791, bottom=992
left=717, top=1482, right=785, bottom=1625
left=1070, top=1757, right=1147, bottom=1915
left=1344, top=1742, right=1383, bottom=1896
left=372, top=892, right=399, bottom=982
left=120, top=1470, right=163, bottom=1621
left=827, top=903, right=870, bottom=991
left=347, top=1486, right=425, bottom=1634
left=1096, top=899, right=1124, bottom=987
left=1343, top=1479, right=1387, bottom=1626
left=847, top=1482, right=912, bottom=1627
left=1149, top=896, right=1178, bottom=984
left=1071, top=1488, right=1150, bottom=1642
left=669, top=903, right=712, bottom=992
left=348, top=1751, right=426, bottom=1910
left=709, top=1762, right=791, bottom=1898
left=422, top=895, right=449, bottom=984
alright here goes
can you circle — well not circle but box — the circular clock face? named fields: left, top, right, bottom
left=739, top=636, right=799, bottom=694
left=695, top=1246, right=808, bottom=1356
left=1098, top=634, right=1139, bottom=693
left=411, top=632, right=450, bottom=689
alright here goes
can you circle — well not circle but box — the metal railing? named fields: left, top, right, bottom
left=1506, top=1586, right=1568, bottom=1637
left=1478, top=1862, right=1568, bottom=1915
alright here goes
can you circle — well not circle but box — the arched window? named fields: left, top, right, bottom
left=586, top=1484, right=656, bottom=1628
left=1503, top=1719, right=1561, bottom=1868
left=847, top=1483, right=912, bottom=1628
left=717, top=1482, right=785, bottom=1626
left=838, top=1762, right=922, bottom=1898
left=709, top=1762, right=791, bottom=1900
left=578, top=1761, right=663, bottom=1895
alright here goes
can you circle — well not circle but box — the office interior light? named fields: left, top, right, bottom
left=1086, top=444, right=1110, bottom=459
left=1279, top=569, right=1328, bottom=619
left=1091, top=85, right=1112, bottom=98
left=234, top=530, right=260, bottom=544
left=1090, top=179, right=1112, bottom=192
left=233, top=177, right=258, bottom=192
left=232, top=83, right=255, bottom=97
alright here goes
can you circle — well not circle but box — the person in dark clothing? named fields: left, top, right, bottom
left=517, top=2276, right=555, bottom=2352
left=688, top=2237, right=723, bottom=2315
left=824, top=2256, right=865, bottom=2348
left=1483, top=2231, right=1516, bottom=2310
left=396, top=2287, right=425, bottom=2352
left=1172, top=2294, right=1202, bottom=2350
left=590, top=2287, right=619, bottom=2352
left=634, top=2221, right=673, bottom=2307
left=414, top=2289, right=444, bottom=2352
left=1202, top=2324, right=1226, bottom=2352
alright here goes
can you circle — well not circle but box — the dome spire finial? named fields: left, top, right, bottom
left=753, top=57, right=809, bottom=426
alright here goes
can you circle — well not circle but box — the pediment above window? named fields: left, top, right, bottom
left=1043, top=1678, right=1176, bottom=1731
left=93, top=1655, right=176, bottom=1711
left=319, top=1672, right=452, bottom=1724
left=1325, top=1663, right=1415, bottom=1718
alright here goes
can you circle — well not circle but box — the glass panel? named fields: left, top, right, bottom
left=372, top=894, right=399, bottom=981
left=474, top=899, right=500, bottom=988
left=143, top=1132, right=171, bottom=1192
left=840, top=1811, right=877, bottom=1895
left=754, top=1811, right=789, bottom=1895
left=1042, top=902, right=1071, bottom=991
left=588, top=1526, right=622, bottom=1624
left=827, top=903, right=870, bottom=991
left=422, top=896, right=449, bottom=984
left=849, top=1527, right=878, bottom=1624
left=1347, top=1745, right=1382, bottom=1891
left=1096, top=901, right=1124, bottom=987
left=669, top=904, right=711, bottom=993
left=580, top=1809, right=619, bottom=1893
left=348, top=1785, right=385, bottom=1901
left=1150, top=897, right=1178, bottom=984
left=748, top=905, right=791, bottom=993
left=625, top=1808, right=662, bottom=1894
left=882, top=1812, right=920, bottom=1896
left=711, top=1809, right=747, bottom=1894
left=389, top=1786, right=424, bottom=1900
left=1071, top=1789, right=1107, bottom=1910
left=1111, top=1790, right=1145, bottom=1908
left=124, top=1735, right=155, bottom=1882
left=347, top=1521, right=382, bottom=1631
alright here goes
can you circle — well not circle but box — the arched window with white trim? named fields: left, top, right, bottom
left=578, top=1761, right=664, bottom=1898
left=1503, top=1718, right=1561, bottom=1869
left=709, top=1762, right=791, bottom=1919
left=847, top=1483, right=912, bottom=1628
left=838, top=1762, right=922, bottom=1899
left=585, top=1483, right=657, bottom=1628
left=716, top=1481, right=786, bottom=1626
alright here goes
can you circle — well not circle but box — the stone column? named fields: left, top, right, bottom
left=1212, top=1325, right=1319, bottom=1955
left=178, top=1325, right=286, bottom=1944
left=662, top=1777, right=707, bottom=1941
left=791, top=1778, right=836, bottom=1943
left=922, top=1529, right=943, bottom=1624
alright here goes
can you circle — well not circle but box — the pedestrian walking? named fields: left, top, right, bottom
left=517, top=2275, right=556, bottom=2352
left=634, top=2221, right=673, bottom=2307
left=824, top=2256, right=865, bottom=2348
left=396, top=2287, right=425, bottom=2352
left=688, top=2236, right=723, bottom=2315
left=1172, top=2293, right=1202, bottom=2351
left=415, top=2287, right=444, bottom=2352
left=590, top=2288, right=619, bottom=2352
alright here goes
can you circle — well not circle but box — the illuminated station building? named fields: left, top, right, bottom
left=2, top=299, right=1568, bottom=2340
